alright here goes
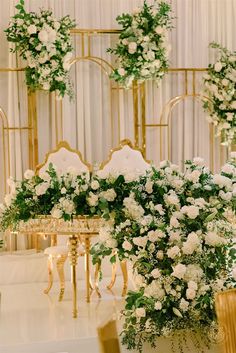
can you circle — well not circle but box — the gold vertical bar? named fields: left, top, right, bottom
left=84, top=236, right=91, bottom=303
left=60, top=99, right=63, bottom=141
left=55, top=93, right=58, bottom=145
left=140, top=82, right=146, bottom=156
left=81, top=33, right=85, bottom=57
left=88, top=33, right=91, bottom=57
left=192, top=70, right=196, bottom=95
left=133, top=81, right=139, bottom=147
left=27, top=91, right=34, bottom=169
left=184, top=70, right=188, bottom=95
left=32, top=92, right=38, bottom=168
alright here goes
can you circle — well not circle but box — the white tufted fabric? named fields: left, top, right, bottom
left=38, top=146, right=90, bottom=178
left=98, top=143, right=151, bottom=177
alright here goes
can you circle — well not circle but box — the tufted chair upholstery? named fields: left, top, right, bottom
left=96, top=139, right=151, bottom=296
left=37, top=141, right=91, bottom=301
left=98, top=140, right=151, bottom=177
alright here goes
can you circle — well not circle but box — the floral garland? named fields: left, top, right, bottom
left=5, top=0, right=75, bottom=99
left=92, top=158, right=236, bottom=351
left=108, top=0, right=172, bottom=88
left=202, top=42, right=236, bottom=145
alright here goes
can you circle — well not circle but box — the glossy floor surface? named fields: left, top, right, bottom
left=0, top=278, right=125, bottom=353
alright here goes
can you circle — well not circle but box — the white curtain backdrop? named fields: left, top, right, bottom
left=0, top=0, right=235, bottom=201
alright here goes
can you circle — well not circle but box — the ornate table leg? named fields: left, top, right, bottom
left=107, top=262, right=117, bottom=290
left=68, top=235, right=79, bottom=318
left=94, top=262, right=102, bottom=298
left=120, top=260, right=128, bottom=297
left=84, top=236, right=91, bottom=303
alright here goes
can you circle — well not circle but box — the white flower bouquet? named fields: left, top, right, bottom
left=202, top=42, right=236, bottom=145
left=93, top=157, right=236, bottom=351
left=5, top=0, right=75, bottom=98
left=108, top=0, right=172, bottom=88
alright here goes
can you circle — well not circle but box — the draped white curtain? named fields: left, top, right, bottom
left=0, top=0, right=235, bottom=200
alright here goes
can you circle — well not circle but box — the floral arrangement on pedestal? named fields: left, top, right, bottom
left=92, top=157, right=236, bottom=351
left=108, top=0, right=172, bottom=88
left=5, top=0, right=75, bottom=98
left=202, top=42, right=236, bottom=146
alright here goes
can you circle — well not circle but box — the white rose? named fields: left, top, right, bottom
left=35, top=182, right=49, bottom=196
left=155, top=301, right=162, bottom=310
left=38, top=30, right=49, bottom=43
left=135, top=307, right=146, bottom=317
left=221, top=164, right=235, bottom=175
left=186, top=205, right=199, bottom=219
left=122, top=240, right=133, bottom=251
left=151, top=269, right=161, bottom=279
left=179, top=298, right=189, bottom=312
left=48, top=28, right=57, bottom=42
left=213, top=174, right=232, bottom=189
left=128, top=42, right=137, bottom=54
left=91, top=180, right=100, bottom=190
left=156, top=250, right=164, bottom=260
left=185, top=170, right=201, bottom=183
left=51, top=208, right=63, bottom=219
left=155, top=26, right=164, bottom=35
left=24, top=169, right=35, bottom=179
left=193, top=157, right=204, bottom=166
left=167, top=246, right=180, bottom=259
left=106, top=238, right=117, bottom=248
left=87, top=192, right=98, bottom=206
left=61, top=187, right=67, bottom=194
left=172, top=264, right=187, bottom=279
left=133, top=236, right=148, bottom=248
left=214, top=62, right=223, bottom=72
left=27, top=24, right=37, bottom=35
left=118, top=68, right=126, bottom=76
left=186, top=288, right=196, bottom=300
left=145, top=180, right=153, bottom=194
left=188, top=280, right=198, bottom=290
left=39, top=172, right=50, bottom=182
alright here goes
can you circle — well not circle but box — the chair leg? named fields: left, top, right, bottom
left=56, top=254, right=68, bottom=302
left=107, top=262, right=117, bottom=290
left=120, top=260, right=128, bottom=297
left=44, top=255, right=53, bottom=294
left=94, top=262, right=102, bottom=298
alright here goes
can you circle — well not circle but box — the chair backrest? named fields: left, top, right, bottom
left=36, top=141, right=91, bottom=246
left=215, top=288, right=236, bottom=353
left=97, top=318, right=121, bottom=353
left=98, top=139, right=151, bottom=177
left=36, top=141, right=91, bottom=177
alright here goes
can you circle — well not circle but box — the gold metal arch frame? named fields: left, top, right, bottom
left=159, top=93, right=216, bottom=171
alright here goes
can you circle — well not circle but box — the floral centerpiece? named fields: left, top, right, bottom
left=0, top=164, right=90, bottom=230
left=5, top=0, right=75, bottom=98
left=108, top=0, right=172, bottom=88
left=202, top=42, right=236, bottom=146
left=93, top=157, right=236, bottom=351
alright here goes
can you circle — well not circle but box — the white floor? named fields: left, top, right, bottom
left=0, top=279, right=126, bottom=353
left=0, top=251, right=222, bottom=353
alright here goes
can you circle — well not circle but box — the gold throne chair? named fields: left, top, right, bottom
left=95, top=139, right=151, bottom=296
left=36, top=141, right=91, bottom=301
